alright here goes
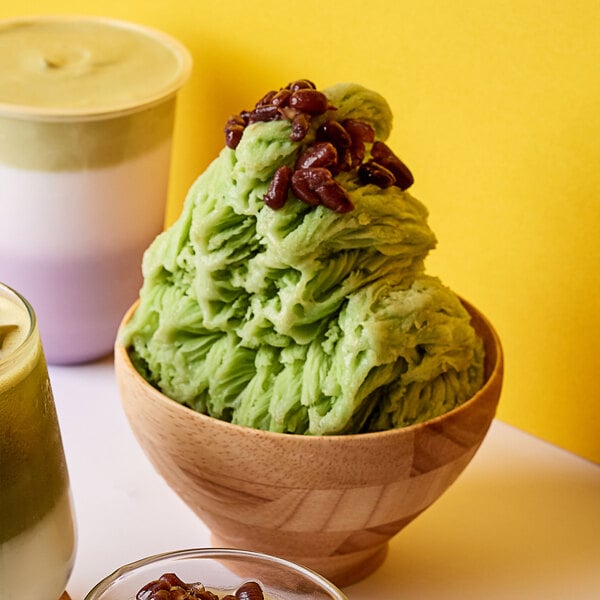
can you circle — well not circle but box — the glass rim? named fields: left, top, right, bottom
left=0, top=14, right=193, bottom=122
left=84, top=547, right=348, bottom=600
left=0, top=282, right=36, bottom=366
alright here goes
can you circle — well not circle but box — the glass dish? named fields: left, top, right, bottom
left=84, top=547, right=348, bottom=600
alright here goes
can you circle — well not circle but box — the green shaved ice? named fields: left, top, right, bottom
left=122, top=82, right=485, bottom=435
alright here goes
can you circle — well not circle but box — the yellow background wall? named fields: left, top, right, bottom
left=2, top=1, right=598, bottom=463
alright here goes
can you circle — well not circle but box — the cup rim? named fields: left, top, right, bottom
left=0, top=15, right=193, bottom=122
left=84, top=547, right=349, bottom=600
left=0, top=282, right=36, bottom=368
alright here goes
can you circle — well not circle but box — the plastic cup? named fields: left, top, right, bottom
left=0, top=282, right=77, bottom=599
left=0, top=16, right=192, bottom=364
left=84, top=548, right=348, bottom=600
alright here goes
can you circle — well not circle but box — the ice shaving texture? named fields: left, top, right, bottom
left=123, top=82, right=485, bottom=435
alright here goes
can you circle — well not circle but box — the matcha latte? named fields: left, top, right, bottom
left=0, top=283, right=76, bottom=600
left=0, top=16, right=192, bottom=364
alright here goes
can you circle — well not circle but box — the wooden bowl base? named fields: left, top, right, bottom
left=210, top=534, right=388, bottom=588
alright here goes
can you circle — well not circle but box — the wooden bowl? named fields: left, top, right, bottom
left=115, top=298, right=503, bottom=587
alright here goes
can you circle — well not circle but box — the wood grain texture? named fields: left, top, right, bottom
left=115, top=298, right=503, bottom=587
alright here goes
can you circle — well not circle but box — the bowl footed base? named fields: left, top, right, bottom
left=210, top=534, right=388, bottom=588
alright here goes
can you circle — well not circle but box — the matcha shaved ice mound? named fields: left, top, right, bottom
left=123, top=80, right=485, bottom=435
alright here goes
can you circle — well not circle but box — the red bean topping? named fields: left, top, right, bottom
left=188, top=584, right=209, bottom=595
left=295, top=142, right=338, bottom=170
left=288, top=89, right=329, bottom=115
left=289, top=112, right=311, bottom=141
left=291, top=168, right=353, bottom=212
left=342, top=118, right=375, bottom=144
left=224, top=125, right=244, bottom=149
left=316, top=120, right=352, bottom=152
left=317, top=180, right=354, bottom=213
left=348, top=140, right=365, bottom=169
left=136, top=574, right=249, bottom=600
left=358, top=160, right=396, bottom=188
left=344, top=119, right=376, bottom=169
left=287, top=79, right=316, bottom=91
left=222, top=81, right=323, bottom=147
left=256, top=90, right=276, bottom=106
left=248, top=104, right=282, bottom=124
left=263, top=165, right=292, bottom=209
left=224, top=115, right=247, bottom=149
left=222, top=79, right=415, bottom=213
left=235, top=581, right=264, bottom=600
left=290, top=168, right=324, bottom=205
left=331, top=148, right=350, bottom=173
left=160, top=574, right=189, bottom=588
left=271, top=88, right=292, bottom=106
left=226, top=115, right=246, bottom=128
left=137, top=581, right=169, bottom=600
left=370, top=140, right=414, bottom=190
left=278, top=105, right=296, bottom=120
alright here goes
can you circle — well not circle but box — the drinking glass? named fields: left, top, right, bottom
left=0, top=282, right=76, bottom=600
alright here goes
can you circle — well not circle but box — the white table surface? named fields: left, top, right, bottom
left=50, top=356, right=600, bottom=600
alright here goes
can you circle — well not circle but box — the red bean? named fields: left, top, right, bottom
left=295, top=142, right=338, bottom=170
left=348, top=140, right=365, bottom=169
left=226, top=115, right=246, bottom=128
left=159, top=574, right=189, bottom=588
left=289, top=112, right=311, bottom=141
left=235, top=581, right=264, bottom=600
left=169, top=589, right=191, bottom=600
left=316, top=120, right=352, bottom=151
left=370, top=141, right=414, bottom=190
left=256, top=90, right=276, bottom=106
left=264, top=165, right=292, bottom=209
left=288, top=89, right=329, bottom=114
left=332, top=148, right=351, bottom=172
left=136, top=576, right=266, bottom=600
left=224, top=125, right=244, bottom=149
left=291, top=168, right=325, bottom=205
left=342, top=119, right=375, bottom=144
left=248, top=104, right=281, bottom=123
left=287, top=79, right=316, bottom=91
left=136, top=578, right=170, bottom=600
left=342, top=120, right=375, bottom=169
left=318, top=179, right=354, bottom=213
left=358, top=160, right=396, bottom=188
left=271, top=88, right=291, bottom=106
left=291, top=168, right=353, bottom=212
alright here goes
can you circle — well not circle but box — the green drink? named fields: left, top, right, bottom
left=0, top=283, right=76, bottom=599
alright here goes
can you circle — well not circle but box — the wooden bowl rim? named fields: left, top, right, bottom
left=115, top=296, right=503, bottom=445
